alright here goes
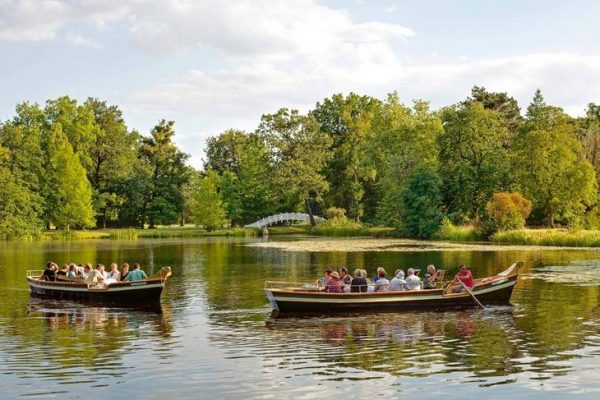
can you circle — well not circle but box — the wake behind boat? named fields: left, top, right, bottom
left=265, top=262, right=521, bottom=313
left=26, top=266, right=172, bottom=306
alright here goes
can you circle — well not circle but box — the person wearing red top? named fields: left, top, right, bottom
left=454, top=264, right=474, bottom=291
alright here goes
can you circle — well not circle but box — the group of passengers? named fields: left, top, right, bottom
left=41, top=261, right=148, bottom=285
left=319, top=264, right=474, bottom=293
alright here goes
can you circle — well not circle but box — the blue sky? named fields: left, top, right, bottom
left=1, top=0, right=599, bottom=167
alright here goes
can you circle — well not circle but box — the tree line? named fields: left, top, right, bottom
left=0, top=97, right=189, bottom=239
left=1, top=87, right=599, bottom=239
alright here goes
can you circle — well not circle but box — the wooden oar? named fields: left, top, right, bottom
left=457, top=278, right=486, bottom=310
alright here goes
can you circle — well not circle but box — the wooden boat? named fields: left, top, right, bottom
left=26, top=267, right=172, bottom=306
left=264, top=262, right=521, bottom=313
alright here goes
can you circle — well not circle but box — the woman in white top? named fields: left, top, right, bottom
left=104, top=263, right=121, bottom=285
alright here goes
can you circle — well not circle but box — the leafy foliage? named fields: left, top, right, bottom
left=438, top=102, right=511, bottom=222
left=512, top=91, right=596, bottom=226
left=485, top=192, right=532, bottom=232
left=398, top=164, right=445, bottom=238
left=190, top=170, right=229, bottom=231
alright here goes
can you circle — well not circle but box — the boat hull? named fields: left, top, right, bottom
left=266, top=274, right=517, bottom=314
left=27, top=278, right=165, bottom=306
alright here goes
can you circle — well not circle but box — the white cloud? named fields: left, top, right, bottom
left=0, top=0, right=128, bottom=41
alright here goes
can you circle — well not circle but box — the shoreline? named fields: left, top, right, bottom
left=248, top=237, right=600, bottom=252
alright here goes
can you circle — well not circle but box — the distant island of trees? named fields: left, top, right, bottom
left=1, top=86, right=599, bottom=240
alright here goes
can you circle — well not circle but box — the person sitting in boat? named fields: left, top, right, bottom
left=390, top=269, right=407, bottom=291
left=56, top=264, right=69, bottom=279
left=120, top=263, right=130, bottom=281
left=373, top=267, right=387, bottom=283
left=350, top=268, right=368, bottom=293
left=452, top=264, right=474, bottom=292
left=41, top=262, right=57, bottom=281
left=125, top=263, right=148, bottom=281
left=423, top=264, right=439, bottom=289
left=324, top=271, right=344, bottom=293
left=82, top=263, right=93, bottom=279
left=405, top=268, right=422, bottom=290
left=316, top=269, right=332, bottom=288
left=339, top=267, right=352, bottom=286
left=104, top=263, right=121, bottom=285
left=67, top=264, right=78, bottom=278
left=374, top=268, right=390, bottom=292
left=86, top=264, right=105, bottom=285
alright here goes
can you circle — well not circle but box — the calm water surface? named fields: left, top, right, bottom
left=2, top=237, right=600, bottom=399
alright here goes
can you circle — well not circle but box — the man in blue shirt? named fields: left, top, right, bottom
left=125, top=263, right=148, bottom=281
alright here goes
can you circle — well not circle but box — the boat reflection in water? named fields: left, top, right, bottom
left=260, top=308, right=565, bottom=381
left=8, top=298, right=176, bottom=385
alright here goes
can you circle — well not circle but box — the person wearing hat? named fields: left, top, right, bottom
left=324, top=271, right=344, bottom=293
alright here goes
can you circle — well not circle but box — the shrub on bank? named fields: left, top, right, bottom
left=433, top=219, right=483, bottom=241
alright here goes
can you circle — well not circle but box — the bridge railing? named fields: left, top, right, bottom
left=244, top=213, right=325, bottom=229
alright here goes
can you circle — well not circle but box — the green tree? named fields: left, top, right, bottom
left=190, top=170, right=229, bottom=231
left=313, top=93, right=382, bottom=221
left=369, top=95, right=442, bottom=225
left=0, top=146, right=43, bottom=239
left=84, top=98, right=136, bottom=228
left=398, top=163, right=444, bottom=238
left=47, top=124, right=95, bottom=230
left=138, top=120, right=190, bottom=228
left=438, top=102, right=511, bottom=222
left=204, top=129, right=249, bottom=174
left=469, top=86, right=522, bottom=133
left=258, top=108, right=332, bottom=226
left=44, top=96, right=95, bottom=169
left=512, top=91, right=596, bottom=226
left=578, top=103, right=600, bottom=186
left=203, top=130, right=275, bottom=225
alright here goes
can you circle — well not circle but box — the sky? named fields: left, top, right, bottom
left=1, top=0, right=599, bottom=168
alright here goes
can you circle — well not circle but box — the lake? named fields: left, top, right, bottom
left=1, top=236, right=600, bottom=399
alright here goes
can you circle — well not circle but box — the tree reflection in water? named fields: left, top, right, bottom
left=0, top=298, right=175, bottom=385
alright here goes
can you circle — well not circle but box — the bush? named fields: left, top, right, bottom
left=485, top=192, right=532, bottom=233
left=324, top=207, right=347, bottom=221
left=433, top=218, right=483, bottom=241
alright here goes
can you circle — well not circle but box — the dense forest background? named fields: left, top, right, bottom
left=1, top=87, right=599, bottom=240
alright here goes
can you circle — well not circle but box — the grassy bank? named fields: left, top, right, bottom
left=41, top=226, right=259, bottom=240
left=492, top=228, right=600, bottom=247
left=433, top=221, right=482, bottom=242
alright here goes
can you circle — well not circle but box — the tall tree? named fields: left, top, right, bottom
left=368, top=94, right=442, bottom=225
left=204, top=129, right=249, bottom=174
left=138, top=120, right=189, bottom=228
left=399, top=163, right=444, bottom=238
left=44, top=96, right=95, bottom=169
left=257, top=108, right=332, bottom=226
left=47, top=124, right=95, bottom=230
left=578, top=103, right=600, bottom=186
left=512, top=92, right=596, bottom=226
left=189, top=170, right=229, bottom=231
left=469, top=86, right=522, bottom=133
left=313, top=93, right=382, bottom=221
left=438, top=102, right=511, bottom=222
left=84, top=98, right=136, bottom=228
left=0, top=145, right=43, bottom=239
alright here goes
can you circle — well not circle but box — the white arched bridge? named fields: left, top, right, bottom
left=244, top=213, right=326, bottom=229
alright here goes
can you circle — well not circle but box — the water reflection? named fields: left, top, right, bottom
left=3, top=238, right=600, bottom=398
left=2, top=298, right=174, bottom=389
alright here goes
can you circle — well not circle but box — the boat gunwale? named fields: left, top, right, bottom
left=265, top=273, right=518, bottom=298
